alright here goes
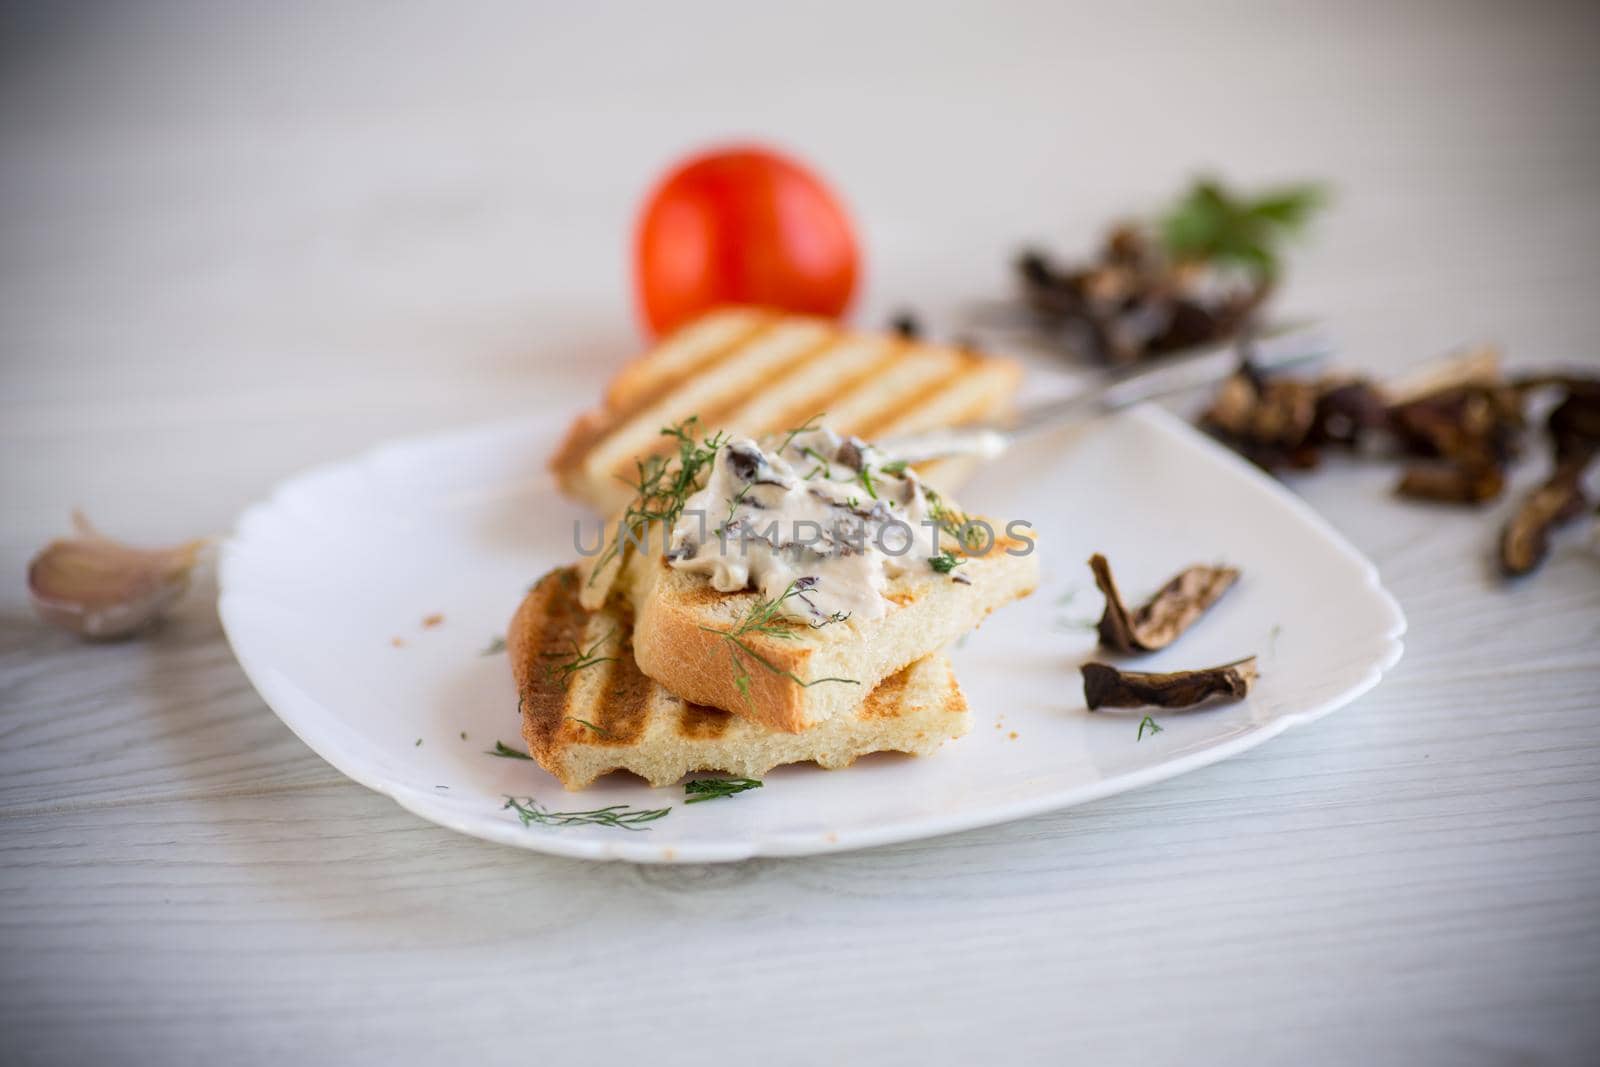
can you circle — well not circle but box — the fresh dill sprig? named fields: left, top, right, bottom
left=542, top=627, right=618, bottom=689
left=723, top=482, right=754, bottom=527
left=589, top=416, right=728, bottom=583
left=488, top=740, right=533, bottom=759
left=684, top=777, right=763, bottom=803
left=857, top=465, right=879, bottom=500
left=502, top=796, right=670, bottom=830
left=800, top=446, right=833, bottom=479
left=923, top=487, right=983, bottom=552
left=698, top=580, right=858, bottom=710
left=480, top=635, right=506, bottom=656
left=929, top=551, right=966, bottom=574
left=1137, top=715, right=1163, bottom=741
left=777, top=412, right=826, bottom=454
left=567, top=717, right=613, bottom=738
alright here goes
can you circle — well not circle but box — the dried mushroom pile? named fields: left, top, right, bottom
left=1011, top=179, right=1323, bottom=366
left=1198, top=346, right=1600, bottom=578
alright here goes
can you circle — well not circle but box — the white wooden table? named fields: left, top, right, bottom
left=3, top=3, right=1598, bottom=1064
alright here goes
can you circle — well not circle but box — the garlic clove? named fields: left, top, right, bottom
left=28, top=511, right=208, bottom=640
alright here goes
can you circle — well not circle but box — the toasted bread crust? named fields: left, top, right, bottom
left=509, top=566, right=970, bottom=789
left=630, top=528, right=1040, bottom=732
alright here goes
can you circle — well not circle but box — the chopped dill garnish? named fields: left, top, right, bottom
left=880, top=459, right=909, bottom=476
left=503, top=796, right=670, bottom=830
left=589, top=416, right=728, bottom=584
left=1137, top=715, right=1163, bottom=741
left=929, top=551, right=966, bottom=574
left=857, top=465, right=879, bottom=500
left=777, top=412, right=826, bottom=453
left=487, top=740, right=533, bottom=759
left=923, top=487, right=983, bottom=551
left=414, top=738, right=422, bottom=747
left=542, top=627, right=618, bottom=689
left=698, top=579, right=859, bottom=710
left=684, top=777, right=763, bottom=803
left=567, top=717, right=613, bottom=738
left=459, top=731, right=467, bottom=740
left=480, top=635, right=506, bottom=656
left=799, top=446, right=833, bottom=479
left=723, top=482, right=754, bottom=527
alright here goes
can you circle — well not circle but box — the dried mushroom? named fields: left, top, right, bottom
left=1006, top=179, right=1323, bottom=366
left=1394, top=462, right=1505, bottom=505
left=1200, top=362, right=1328, bottom=470
left=1497, top=387, right=1600, bottom=576
left=1089, top=554, right=1239, bottom=654
left=1082, top=657, right=1258, bottom=711
left=1498, top=457, right=1593, bottom=577
left=1545, top=388, right=1600, bottom=462
left=1201, top=343, right=1530, bottom=504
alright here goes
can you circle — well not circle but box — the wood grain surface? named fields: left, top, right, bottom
left=2, top=2, right=1597, bottom=1064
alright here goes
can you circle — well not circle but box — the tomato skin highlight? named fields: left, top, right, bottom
left=634, top=145, right=860, bottom=337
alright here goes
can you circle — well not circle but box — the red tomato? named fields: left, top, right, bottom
left=634, top=145, right=860, bottom=337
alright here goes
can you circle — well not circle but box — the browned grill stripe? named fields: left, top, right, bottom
left=615, top=315, right=778, bottom=423
left=861, top=666, right=912, bottom=720
left=586, top=608, right=651, bottom=746
left=521, top=567, right=595, bottom=750
left=693, top=331, right=854, bottom=435
left=678, top=701, right=735, bottom=740
left=613, top=329, right=854, bottom=477
left=767, top=340, right=914, bottom=438
left=848, top=356, right=974, bottom=440
left=579, top=316, right=780, bottom=472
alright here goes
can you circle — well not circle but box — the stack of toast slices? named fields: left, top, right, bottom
left=512, top=307, right=1037, bottom=790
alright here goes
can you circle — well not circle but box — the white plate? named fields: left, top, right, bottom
left=219, top=405, right=1404, bottom=863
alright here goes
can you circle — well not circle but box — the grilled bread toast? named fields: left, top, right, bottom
left=551, top=307, right=1023, bottom=514
left=631, top=525, right=1038, bottom=733
left=511, top=567, right=971, bottom=789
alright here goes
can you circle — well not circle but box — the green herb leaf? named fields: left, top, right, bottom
left=543, top=627, right=618, bottom=689
left=800, top=446, right=833, bottom=479
left=684, top=777, right=763, bottom=803
left=698, top=580, right=859, bottom=712
left=590, top=416, right=729, bottom=584
left=566, top=717, right=613, bottom=738
left=929, top=551, right=966, bottom=574
left=488, top=740, right=533, bottom=760
left=880, top=459, right=909, bottom=476
left=503, top=795, right=670, bottom=830
left=1159, top=177, right=1327, bottom=281
left=777, top=413, right=826, bottom=454
left=857, top=466, right=879, bottom=500
left=1137, top=715, right=1164, bottom=741
left=480, top=635, right=507, bottom=656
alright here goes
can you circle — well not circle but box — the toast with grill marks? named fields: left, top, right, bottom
left=510, top=567, right=970, bottom=790
left=631, top=525, right=1039, bottom=734
left=550, top=307, right=1023, bottom=515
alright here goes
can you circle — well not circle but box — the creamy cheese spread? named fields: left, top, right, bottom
left=667, top=428, right=946, bottom=622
